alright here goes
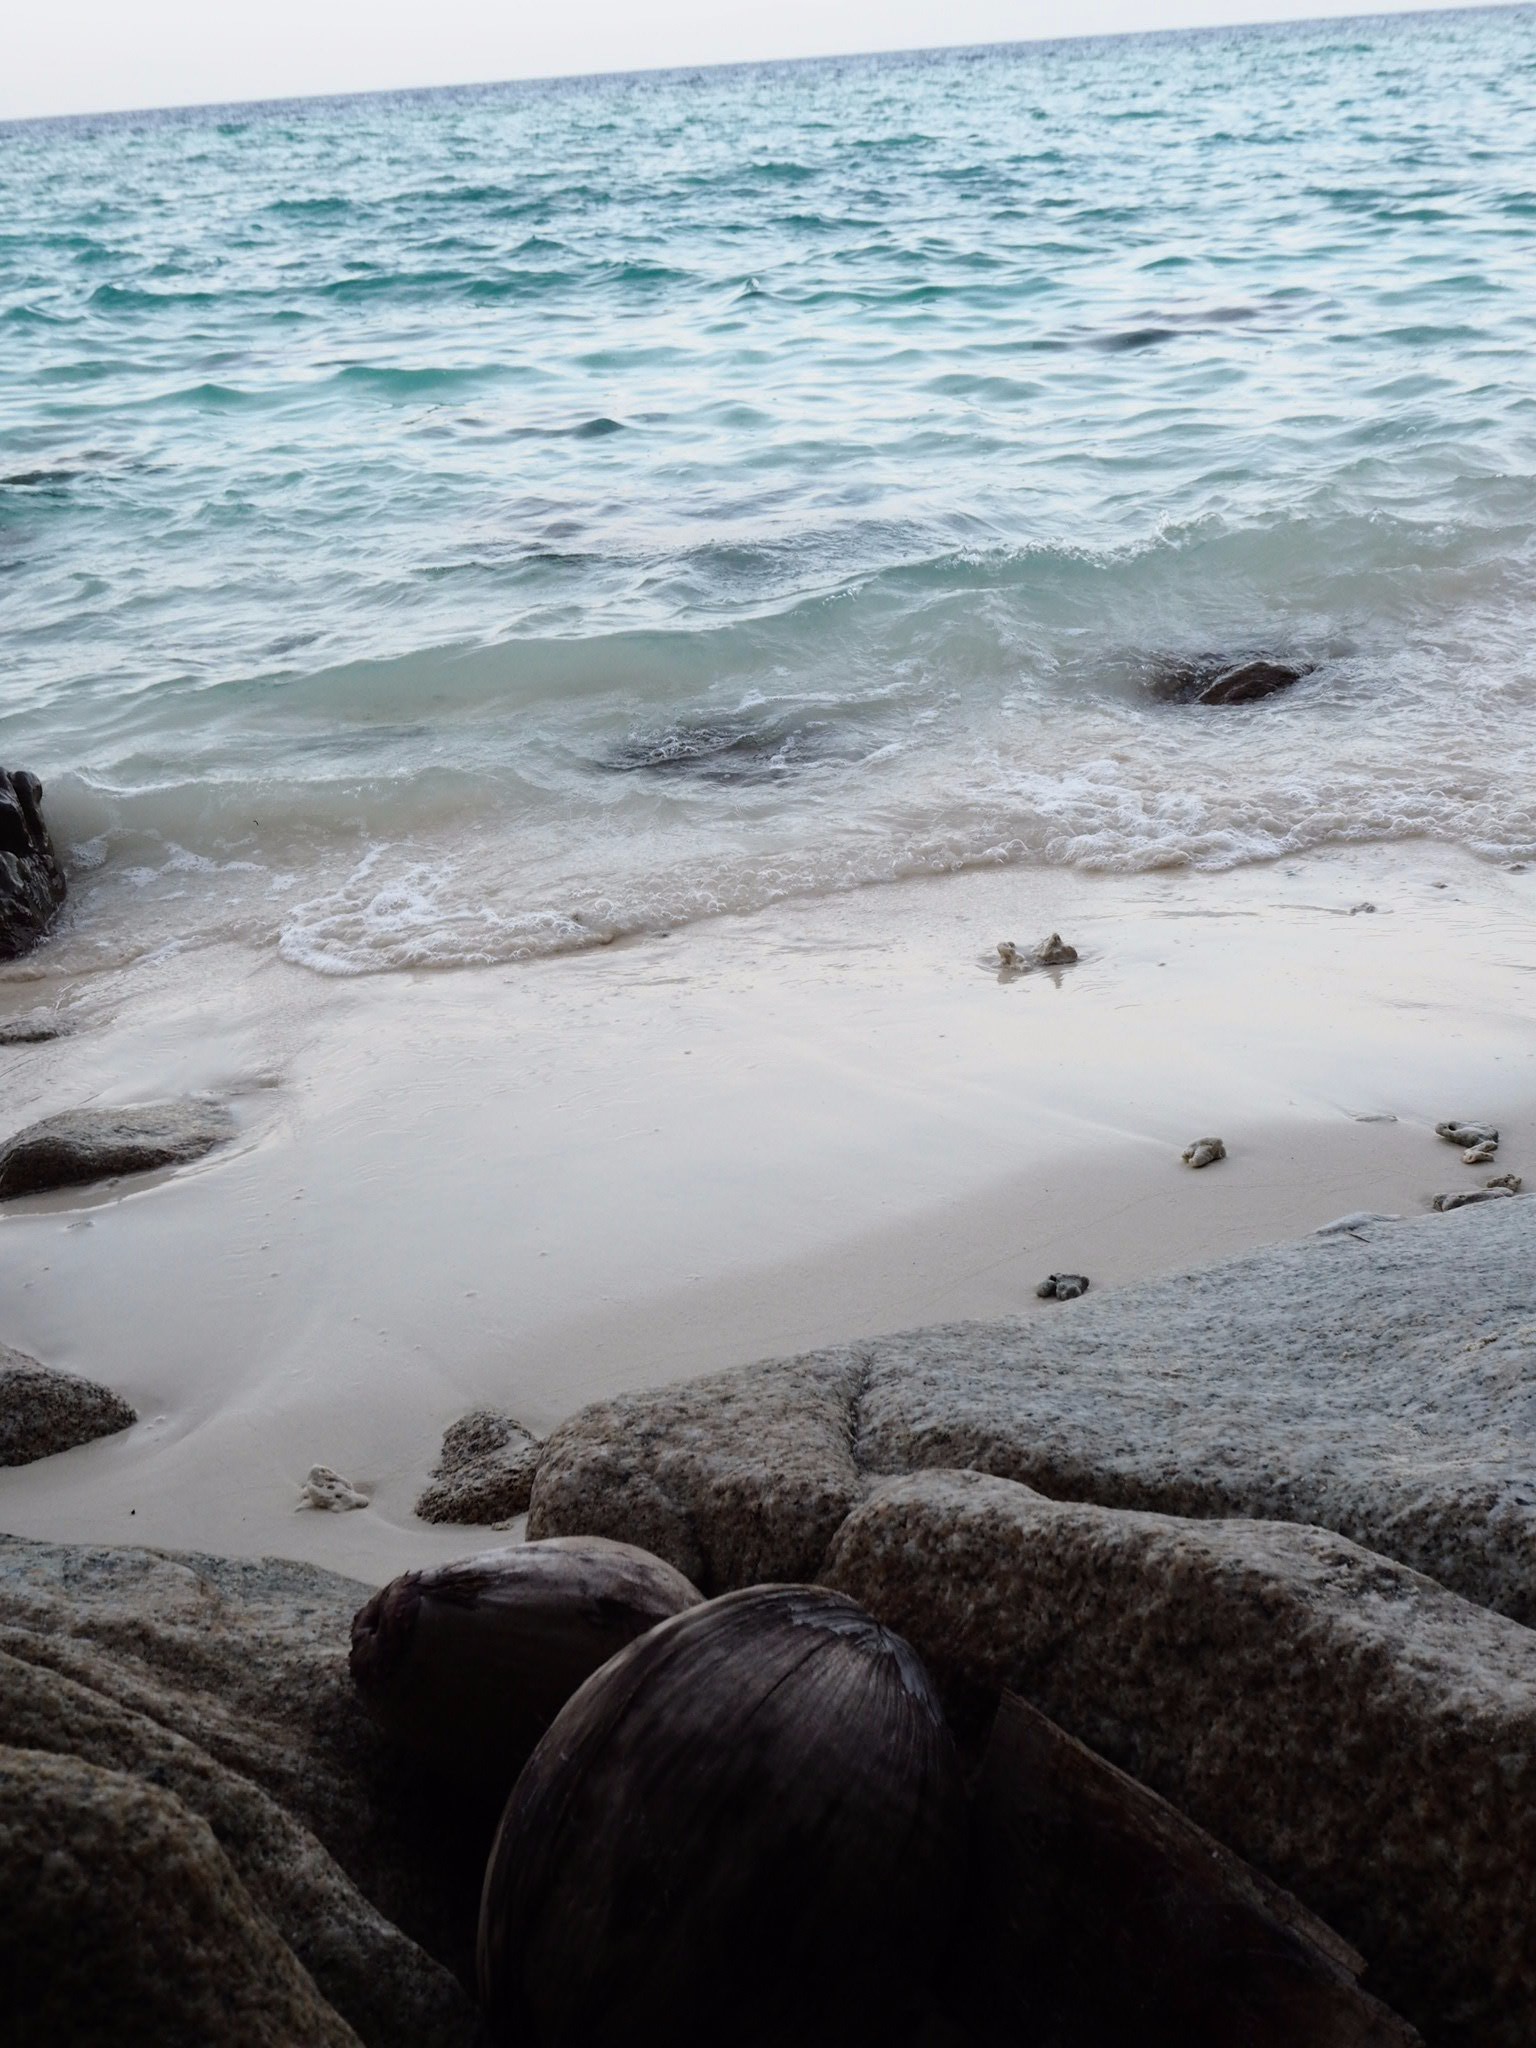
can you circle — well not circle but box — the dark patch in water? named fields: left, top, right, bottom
left=1145, top=656, right=1316, bottom=706
left=602, top=716, right=837, bottom=784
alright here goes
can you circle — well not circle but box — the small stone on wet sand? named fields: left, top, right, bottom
left=296, top=1465, right=368, bottom=1511
left=1431, top=1187, right=1516, bottom=1212
left=1182, top=1137, right=1226, bottom=1169
left=1035, top=1273, right=1090, bottom=1301
left=1435, top=1120, right=1498, bottom=1151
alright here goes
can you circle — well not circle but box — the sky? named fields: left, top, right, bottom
left=2, top=0, right=1506, bottom=122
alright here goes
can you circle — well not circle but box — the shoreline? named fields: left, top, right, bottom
left=1, top=835, right=1532, bottom=1577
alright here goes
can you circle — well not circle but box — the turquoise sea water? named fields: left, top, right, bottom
left=2, top=8, right=1535, bottom=971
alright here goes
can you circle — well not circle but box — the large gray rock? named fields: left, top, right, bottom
left=0, top=1745, right=362, bottom=2046
left=527, top=1198, right=1536, bottom=1622
left=415, top=1410, right=542, bottom=1525
left=0, top=1344, right=136, bottom=1466
left=0, top=1101, right=236, bottom=1199
left=527, top=1347, right=867, bottom=1592
left=823, top=1469, right=1536, bottom=2048
left=0, top=769, right=66, bottom=961
left=0, top=1537, right=478, bottom=2048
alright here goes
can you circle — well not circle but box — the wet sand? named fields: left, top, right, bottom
left=0, top=838, right=1531, bottom=1579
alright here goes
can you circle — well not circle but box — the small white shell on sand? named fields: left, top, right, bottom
left=1182, top=1137, right=1226, bottom=1169
left=297, top=1464, right=369, bottom=1512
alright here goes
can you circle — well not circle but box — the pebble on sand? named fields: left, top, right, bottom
left=296, top=1465, right=369, bottom=1512
left=1182, top=1138, right=1226, bottom=1169
left=1035, top=1274, right=1090, bottom=1301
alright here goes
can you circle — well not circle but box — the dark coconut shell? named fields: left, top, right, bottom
left=478, top=1583, right=966, bottom=2048
left=349, top=1536, right=702, bottom=1802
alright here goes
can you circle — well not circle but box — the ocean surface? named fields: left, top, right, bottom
left=2, top=8, right=1535, bottom=974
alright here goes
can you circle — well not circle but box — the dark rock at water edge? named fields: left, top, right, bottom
left=0, top=1343, right=136, bottom=1466
left=0, top=1014, right=70, bottom=1045
left=0, top=771, right=67, bottom=961
left=0, top=1100, right=237, bottom=1199
left=415, top=1409, right=542, bottom=1524
left=1147, top=656, right=1313, bottom=706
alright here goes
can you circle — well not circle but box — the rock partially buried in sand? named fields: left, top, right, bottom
left=1435, top=1120, right=1497, bottom=1151
left=415, top=1410, right=541, bottom=1525
left=1036, top=1273, right=1090, bottom=1301
left=1463, top=1141, right=1498, bottom=1165
left=0, top=769, right=67, bottom=962
left=1314, top=1212, right=1402, bottom=1237
left=1486, top=1172, right=1522, bottom=1193
left=1182, top=1137, right=1226, bottom=1168
left=0, top=1344, right=136, bottom=1467
left=297, top=1465, right=368, bottom=1511
left=1431, top=1186, right=1516, bottom=1213
left=478, top=1585, right=965, bottom=2048
left=350, top=1538, right=702, bottom=1804
left=999, top=932, right=1078, bottom=971
left=0, top=1101, right=236, bottom=1200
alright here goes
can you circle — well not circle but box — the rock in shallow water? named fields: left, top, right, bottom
left=478, top=1584, right=965, bottom=2048
left=0, top=770, right=66, bottom=962
left=822, top=1468, right=1536, bottom=2048
left=1146, top=656, right=1312, bottom=706
left=0, top=1344, right=136, bottom=1466
left=0, top=1101, right=236, bottom=1199
left=415, top=1409, right=541, bottom=1524
left=350, top=1537, right=701, bottom=1806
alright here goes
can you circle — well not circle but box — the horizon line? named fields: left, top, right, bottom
left=2, top=0, right=1525, bottom=130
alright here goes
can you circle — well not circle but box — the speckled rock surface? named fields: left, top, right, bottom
left=0, top=1745, right=363, bottom=2046
left=526, top=1347, right=868, bottom=1592
left=0, top=1344, right=136, bottom=1466
left=0, top=769, right=66, bottom=962
left=823, top=1469, right=1536, bottom=2048
left=0, top=1101, right=237, bottom=1199
left=0, top=1536, right=479, bottom=2048
left=528, top=1198, right=1536, bottom=1622
left=416, top=1410, right=542, bottom=1525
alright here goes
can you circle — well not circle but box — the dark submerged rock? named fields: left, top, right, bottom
left=957, top=1691, right=1419, bottom=2046
left=1147, top=656, right=1312, bottom=706
left=0, top=1014, right=70, bottom=1046
left=0, top=1100, right=236, bottom=1199
left=350, top=1537, right=702, bottom=1806
left=0, top=770, right=67, bottom=961
left=0, top=1344, right=136, bottom=1466
left=478, top=1583, right=965, bottom=2048
left=414, top=1409, right=542, bottom=1524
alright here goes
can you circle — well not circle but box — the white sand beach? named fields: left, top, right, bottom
left=1, top=836, right=1531, bottom=1579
